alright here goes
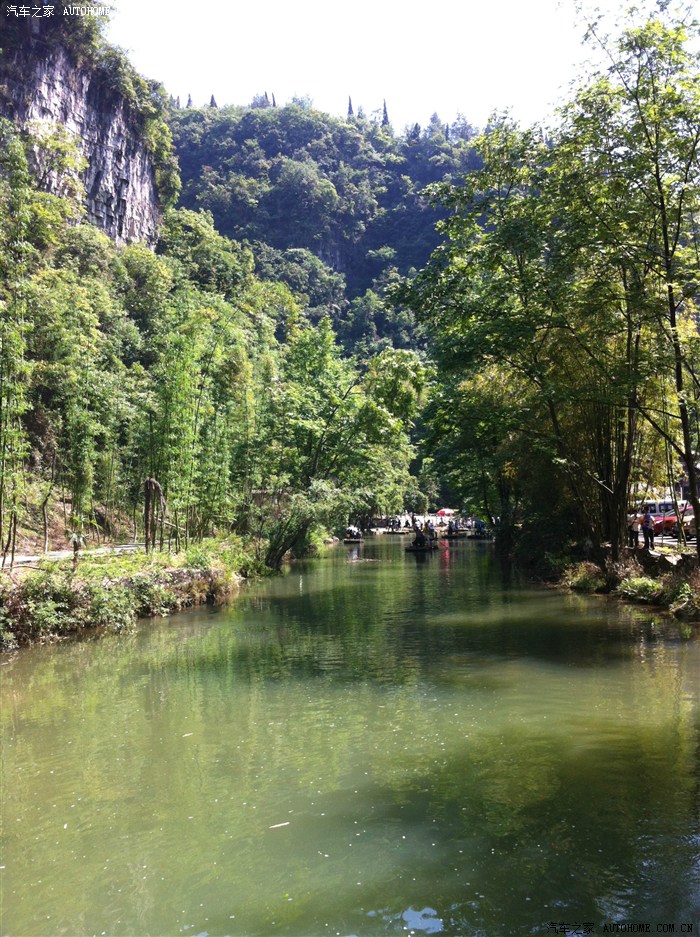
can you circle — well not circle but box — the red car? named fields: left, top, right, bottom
left=652, top=513, right=681, bottom=535
left=637, top=501, right=690, bottom=536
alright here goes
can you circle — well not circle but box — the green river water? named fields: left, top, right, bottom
left=1, top=538, right=699, bottom=937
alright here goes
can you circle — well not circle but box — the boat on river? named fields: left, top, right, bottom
left=405, top=541, right=439, bottom=553
left=343, top=526, right=363, bottom=544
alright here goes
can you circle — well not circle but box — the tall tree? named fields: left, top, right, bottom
left=556, top=12, right=700, bottom=554
left=0, top=121, right=31, bottom=565
left=402, top=9, right=700, bottom=565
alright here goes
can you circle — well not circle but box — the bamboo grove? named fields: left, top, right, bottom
left=0, top=118, right=426, bottom=569
left=400, top=10, right=700, bottom=568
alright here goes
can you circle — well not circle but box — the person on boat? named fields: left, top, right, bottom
left=447, top=519, right=454, bottom=535
left=412, top=529, right=427, bottom=548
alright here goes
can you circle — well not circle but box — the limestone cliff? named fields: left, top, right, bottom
left=0, top=33, right=162, bottom=245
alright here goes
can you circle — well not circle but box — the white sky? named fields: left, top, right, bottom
left=106, top=0, right=699, bottom=132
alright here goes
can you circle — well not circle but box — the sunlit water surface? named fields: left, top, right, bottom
left=1, top=538, right=699, bottom=937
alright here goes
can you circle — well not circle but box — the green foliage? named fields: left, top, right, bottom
left=0, top=605, right=18, bottom=651
left=19, top=568, right=77, bottom=635
left=617, top=577, right=664, bottom=603
left=254, top=243, right=346, bottom=327
left=82, top=582, right=135, bottom=632
left=663, top=578, right=693, bottom=608
left=0, top=533, right=263, bottom=645
left=0, top=116, right=421, bottom=583
left=0, top=565, right=136, bottom=641
left=157, top=208, right=253, bottom=297
left=401, top=8, right=700, bottom=564
left=130, top=575, right=180, bottom=617
left=291, top=523, right=330, bottom=558
left=184, top=544, right=210, bottom=568
left=169, top=102, right=479, bottom=348
left=563, top=563, right=606, bottom=594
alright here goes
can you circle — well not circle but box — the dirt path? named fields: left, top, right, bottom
left=2, top=543, right=145, bottom=569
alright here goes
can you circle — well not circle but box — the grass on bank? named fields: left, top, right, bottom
left=0, top=537, right=262, bottom=651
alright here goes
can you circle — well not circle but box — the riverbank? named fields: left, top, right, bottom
left=562, top=544, right=700, bottom=626
left=0, top=537, right=261, bottom=651
left=6, top=536, right=700, bottom=653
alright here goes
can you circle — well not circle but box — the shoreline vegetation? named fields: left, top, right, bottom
left=0, top=536, right=259, bottom=652
left=2, top=10, right=700, bottom=653
left=3, top=535, right=700, bottom=653
left=562, top=547, right=700, bottom=632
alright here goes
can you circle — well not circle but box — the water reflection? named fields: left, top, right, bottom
left=1, top=539, right=699, bottom=936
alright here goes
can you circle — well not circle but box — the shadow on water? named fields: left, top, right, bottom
left=233, top=724, right=700, bottom=936
left=129, top=539, right=696, bottom=688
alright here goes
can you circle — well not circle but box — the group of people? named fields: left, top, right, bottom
left=628, top=508, right=655, bottom=550
left=412, top=519, right=438, bottom=548
left=389, top=516, right=413, bottom=530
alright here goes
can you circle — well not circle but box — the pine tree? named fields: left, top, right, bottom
left=272, top=93, right=277, bottom=107
left=382, top=99, right=389, bottom=127
left=210, top=94, right=218, bottom=108
left=186, top=94, right=193, bottom=108
left=347, top=96, right=354, bottom=118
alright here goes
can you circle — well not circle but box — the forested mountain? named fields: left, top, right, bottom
left=6, top=1, right=696, bottom=591
left=170, top=103, right=480, bottom=351
left=0, top=113, right=428, bottom=569
left=0, top=8, right=441, bottom=576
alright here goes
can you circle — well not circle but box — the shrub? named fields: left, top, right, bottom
left=563, top=562, right=606, bottom=593
left=0, top=605, right=19, bottom=651
left=1, top=534, right=256, bottom=645
left=84, top=583, right=136, bottom=633
left=617, top=577, right=663, bottom=603
left=291, top=524, right=328, bottom=558
left=131, top=575, right=179, bottom=616
left=19, top=569, right=80, bottom=637
left=184, top=544, right=210, bottom=569
left=217, top=538, right=260, bottom=579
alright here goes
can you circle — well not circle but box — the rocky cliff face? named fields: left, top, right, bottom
left=0, top=38, right=161, bottom=245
